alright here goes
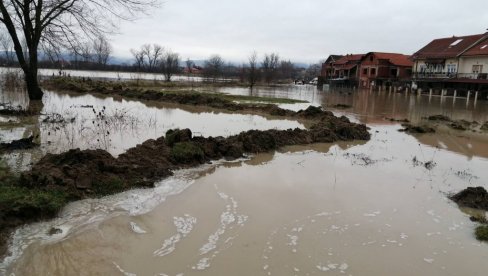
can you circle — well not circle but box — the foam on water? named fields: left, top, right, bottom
left=153, top=215, right=197, bottom=257
left=0, top=164, right=217, bottom=273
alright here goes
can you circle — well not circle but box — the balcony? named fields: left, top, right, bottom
left=413, top=72, right=488, bottom=80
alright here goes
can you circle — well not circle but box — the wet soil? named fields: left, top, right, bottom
left=450, top=187, right=488, bottom=211
left=0, top=136, right=38, bottom=152
left=399, top=123, right=436, bottom=134
left=0, top=111, right=370, bottom=255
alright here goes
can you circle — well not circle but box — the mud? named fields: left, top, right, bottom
left=0, top=114, right=370, bottom=254
left=481, top=121, right=488, bottom=131
left=424, top=114, right=481, bottom=132
left=386, top=117, right=410, bottom=123
left=0, top=136, right=38, bottom=152
left=399, top=123, right=435, bottom=134
left=450, top=187, right=488, bottom=211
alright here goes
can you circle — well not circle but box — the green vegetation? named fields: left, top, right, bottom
left=171, top=142, right=204, bottom=164
left=92, top=177, right=126, bottom=196
left=0, top=185, right=69, bottom=217
left=475, top=225, right=488, bottom=241
left=0, top=160, right=69, bottom=219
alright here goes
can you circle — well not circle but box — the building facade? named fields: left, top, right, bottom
left=411, top=32, right=488, bottom=98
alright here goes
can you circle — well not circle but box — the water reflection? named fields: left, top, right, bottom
left=217, top=86, right=488, bottom=124
left=0, top=90, right=304, bottom=170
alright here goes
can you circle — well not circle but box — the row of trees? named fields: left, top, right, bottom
left=130, top=44, right=180, bottom=81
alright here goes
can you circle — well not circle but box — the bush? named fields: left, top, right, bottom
left=475, top=225, right=488, bottom=241
left=171, top=142, right=204, bottom=164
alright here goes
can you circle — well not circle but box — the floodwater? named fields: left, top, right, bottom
left=0, top=89, right=303, bottom=170
left=2, top=83, right=488, bottom=276
left=0, top=67, right=203, bottom=82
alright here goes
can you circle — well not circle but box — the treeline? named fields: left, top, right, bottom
left=0, top=33, right=322, bottom=84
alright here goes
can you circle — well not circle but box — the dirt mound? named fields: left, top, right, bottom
left=450, top=187, right=488, bottom=211
left=426, top=115, right=451, bottom=121
left=481, top=122, right=488, bottom=131
left=399, top=124, right=435, bottom=134
left=0, top=136, right=38, bottom=152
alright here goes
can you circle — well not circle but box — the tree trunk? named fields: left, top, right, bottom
left=24, top=69, right=43, bottom=100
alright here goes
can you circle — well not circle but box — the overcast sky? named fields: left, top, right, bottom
left=111, top=0, right=488, bottom=64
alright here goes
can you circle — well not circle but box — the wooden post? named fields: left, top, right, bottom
left=474, top=91, right=479, bottom=106
left=429, top=89, right=433, bottom=97
left=467, top=90, right=471, bottom=106
left=453, top=90, right=457, bottom=105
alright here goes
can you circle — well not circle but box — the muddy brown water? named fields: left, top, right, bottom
left=1, top=84, right=488, bottom=275
left=0, top=89, right=304, bottom=171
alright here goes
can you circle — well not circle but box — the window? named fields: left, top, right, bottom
left=369, top=55, right=374, bottom=61
left=391, top=68, right=398, bottom=76
left=363, top=68, right=368, bottom=75
left=447, top=64, right=457, bottom=74
left=370, top=68, right=376, bottom=76
left=450, top=39, right=463, bottom=46
left=435, top=64, right=443, bottom=73
left=419, top=64, right=427, bottom=73
left=473, top=65, right=483, bottom=74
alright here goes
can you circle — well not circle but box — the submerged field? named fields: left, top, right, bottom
left=1, top=78, right=488, bottom=275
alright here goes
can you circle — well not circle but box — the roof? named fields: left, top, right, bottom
left=412, top=33, right=488, bottom=59
left=324, top=55, right=344, bottom=64
left=335, top=54, right=365, bottom=65
left=365, top=52, right=413, bottom=67
left=462, top=38, right=488, bottom=56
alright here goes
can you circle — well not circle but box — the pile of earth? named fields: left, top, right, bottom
left=450, top=186, right=488, bottom=211
left=0, top=136, right=38, bottom=152
left=450, top=186, right=488, bottom=241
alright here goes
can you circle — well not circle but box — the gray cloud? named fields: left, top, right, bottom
left=111, top=0, right=488, bottom=64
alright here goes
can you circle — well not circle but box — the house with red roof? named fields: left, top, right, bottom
left=320, top=54, right=364, bottom=87
left=358, top=52, right=413, bottom=88
left=412, top=32, right=488, bottom=82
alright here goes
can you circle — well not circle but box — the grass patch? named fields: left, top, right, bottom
left=475, top=225, right=488, bottom=241
left=0, top=185, right=69, bottom=218
left=92, top=177, right=126, bottom=196
left=171, top=142, right=204, bottom=164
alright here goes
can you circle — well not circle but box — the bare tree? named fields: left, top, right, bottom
left=185, top=58, right=194, bottom=80
left=92, top=36, right=112, bottom=67
left=79, top=41, right=93, bottom=63
left=0, top=0, right=159, bottom=102
left=305, top=62, right=322, bottom=81
left=247, top=51, right=259, bottom=89
left=279, top=60, right=295, bottom=80
left=139, top=44, right=163, bottom=71
left=131, top=48, right=145, bottom=71
left=160, top=50, right=180, bottom=82
left=204, top=54, right=224, bottom=82
left=262, top=53, right=279, bottom=84
left=0, top=29, right=14, bottom=65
